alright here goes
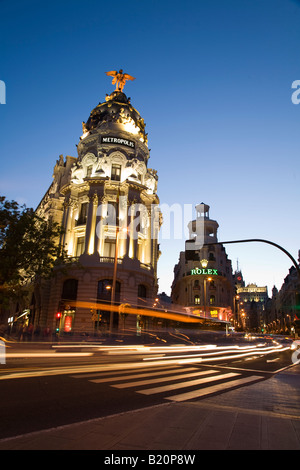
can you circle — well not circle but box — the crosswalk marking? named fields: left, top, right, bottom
left=70, top=365, right=264, bottom=403
left=113, top=369, right=218, bottom=389
left=89, top=366, right=199, bottom=384
left=137, top=372, right=240, bottom=395
left=166, top=375, right=263, bottom=402
left=71, top=364, right=181, bottom=380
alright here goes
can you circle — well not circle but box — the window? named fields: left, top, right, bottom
left=75, top=237, right=85, bottom=256
left=86, top=165, right=93, bottom=177
left=138, top=284, right=147, bottom=298
left=105, top=201, right=119, bottom=227
left=61, top=279, right=78, bottom=301
left=194, top=295, right=200, bottom=305
left=210, top=295, right=215, bottom=305
left=103, top=238, right=116, bottom=258
left=111, top=164, right=121, bottom=181
left=97, top=279, right=120, bottom=302
left=96, top=279, right=120, bottom=328
left=77, top=202, right=88, bottom=225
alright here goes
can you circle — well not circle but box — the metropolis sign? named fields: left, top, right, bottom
left=190, top=267, right=218, bottom=276
left=101, top=136, right=135, bottom=148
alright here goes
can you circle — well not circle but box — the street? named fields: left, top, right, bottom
left=0, top=333, right=296, bottom=440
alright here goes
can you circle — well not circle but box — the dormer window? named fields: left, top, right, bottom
left=86, top=165, right=93, bottom=177
left=111, top=164, right=121, bottom=181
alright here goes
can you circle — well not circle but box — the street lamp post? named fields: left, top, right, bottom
left=110, top=226, right=127, bottom=335
left=110, top=226, right=120, bottom=335
left=200, top=259, right=212, bottom=319
left=203, top=277, right=212, bottom=318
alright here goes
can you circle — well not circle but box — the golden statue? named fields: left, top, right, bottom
left=106, top=69, right=135, bottom=92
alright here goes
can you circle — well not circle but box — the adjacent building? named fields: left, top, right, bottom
left=266, top=256, right=300, bottom=335
left=171, top=203, right=234, bottom=323
left=236, top=283, right=268, bottom=331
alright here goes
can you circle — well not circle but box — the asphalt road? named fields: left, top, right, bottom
left=0, top=335, right=295, bottom=440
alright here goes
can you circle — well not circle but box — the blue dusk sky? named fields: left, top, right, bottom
left=1, top=0, right=300, bottom=297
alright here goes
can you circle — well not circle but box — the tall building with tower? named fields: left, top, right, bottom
left=171, top=203, right=234, bottom=323
left=33, top=71, right=162, bottom=335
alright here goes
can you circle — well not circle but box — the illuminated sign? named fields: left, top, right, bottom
left=210, top=310, right=218, bottom=318
left=64, top=315, right=73, bottom=333
left=101, top=136, right=135, bottom=148
left=190, top=267, right=218, bottom=276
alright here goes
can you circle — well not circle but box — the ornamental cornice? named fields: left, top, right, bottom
left=60, top=182, right=90, bottom=195
left=140, top=190, right=159, bottom=206
left=86, top=177, right=108, bottom=185
left=103, top=180, right=129, bottom=192
left=127, top=181, right=148, bottom=192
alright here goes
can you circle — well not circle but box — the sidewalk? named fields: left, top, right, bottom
left=1, top=364, right=300, bottom=450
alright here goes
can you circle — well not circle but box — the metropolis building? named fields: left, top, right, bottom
left=171, top=203, right=234, bottom=323
left=34, top=72, right=162, bottom=335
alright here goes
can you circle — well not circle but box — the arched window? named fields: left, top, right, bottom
left=138, top=284, right=147, bottom=298
left=138, top=284, right=147, bottom=305
left=97, top=279, right=120, bottom=302
left=97, top=279, right=121, bottom=329
left=60, top=279, right=78, bottom=334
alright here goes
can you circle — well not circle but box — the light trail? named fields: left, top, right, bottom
left=74, top=300, right=212, bottom=324
left=0, top=340, right=292, bottom=381
left=5, top=352, right=93, bottom=358
left=177, top=346, right=291, bottom=364
left=142, top=343, right=291, bottom=363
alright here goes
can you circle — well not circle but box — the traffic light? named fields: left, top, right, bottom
left=55, top=312, right=62, bottom=333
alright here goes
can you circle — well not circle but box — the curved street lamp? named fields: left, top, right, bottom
left=205, top=238, right=300, bottom=279
left=205, top=238, right=300, bottom=333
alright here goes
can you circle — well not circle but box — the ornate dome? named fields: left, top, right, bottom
left=81, top=90, right=147, bottom=145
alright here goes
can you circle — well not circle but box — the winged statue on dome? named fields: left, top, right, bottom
left=106, top=69, right=135, bottom=92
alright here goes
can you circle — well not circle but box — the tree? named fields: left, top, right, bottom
left=0, top=196, right=72, bottom=300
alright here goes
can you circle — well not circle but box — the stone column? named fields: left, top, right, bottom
left=84, top=194, right=97, bottom=255
left=63, top=200, right=75, bottom=254
left=96, top=197, right=107, bottom=257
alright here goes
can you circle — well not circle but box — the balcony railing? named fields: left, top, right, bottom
left=69, top=255, right=152, bottom=270
left=99, top=256, right=122, bottom=264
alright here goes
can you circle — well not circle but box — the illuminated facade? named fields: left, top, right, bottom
left=35, top=86, right=161, bottom=334
left=171, top=203, right=234, bottom=322
left=237, top=283, right=268, bottom=303
left=236, top=283, right=268, bottom=331
left=266, top=262, right=299, bottom=334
